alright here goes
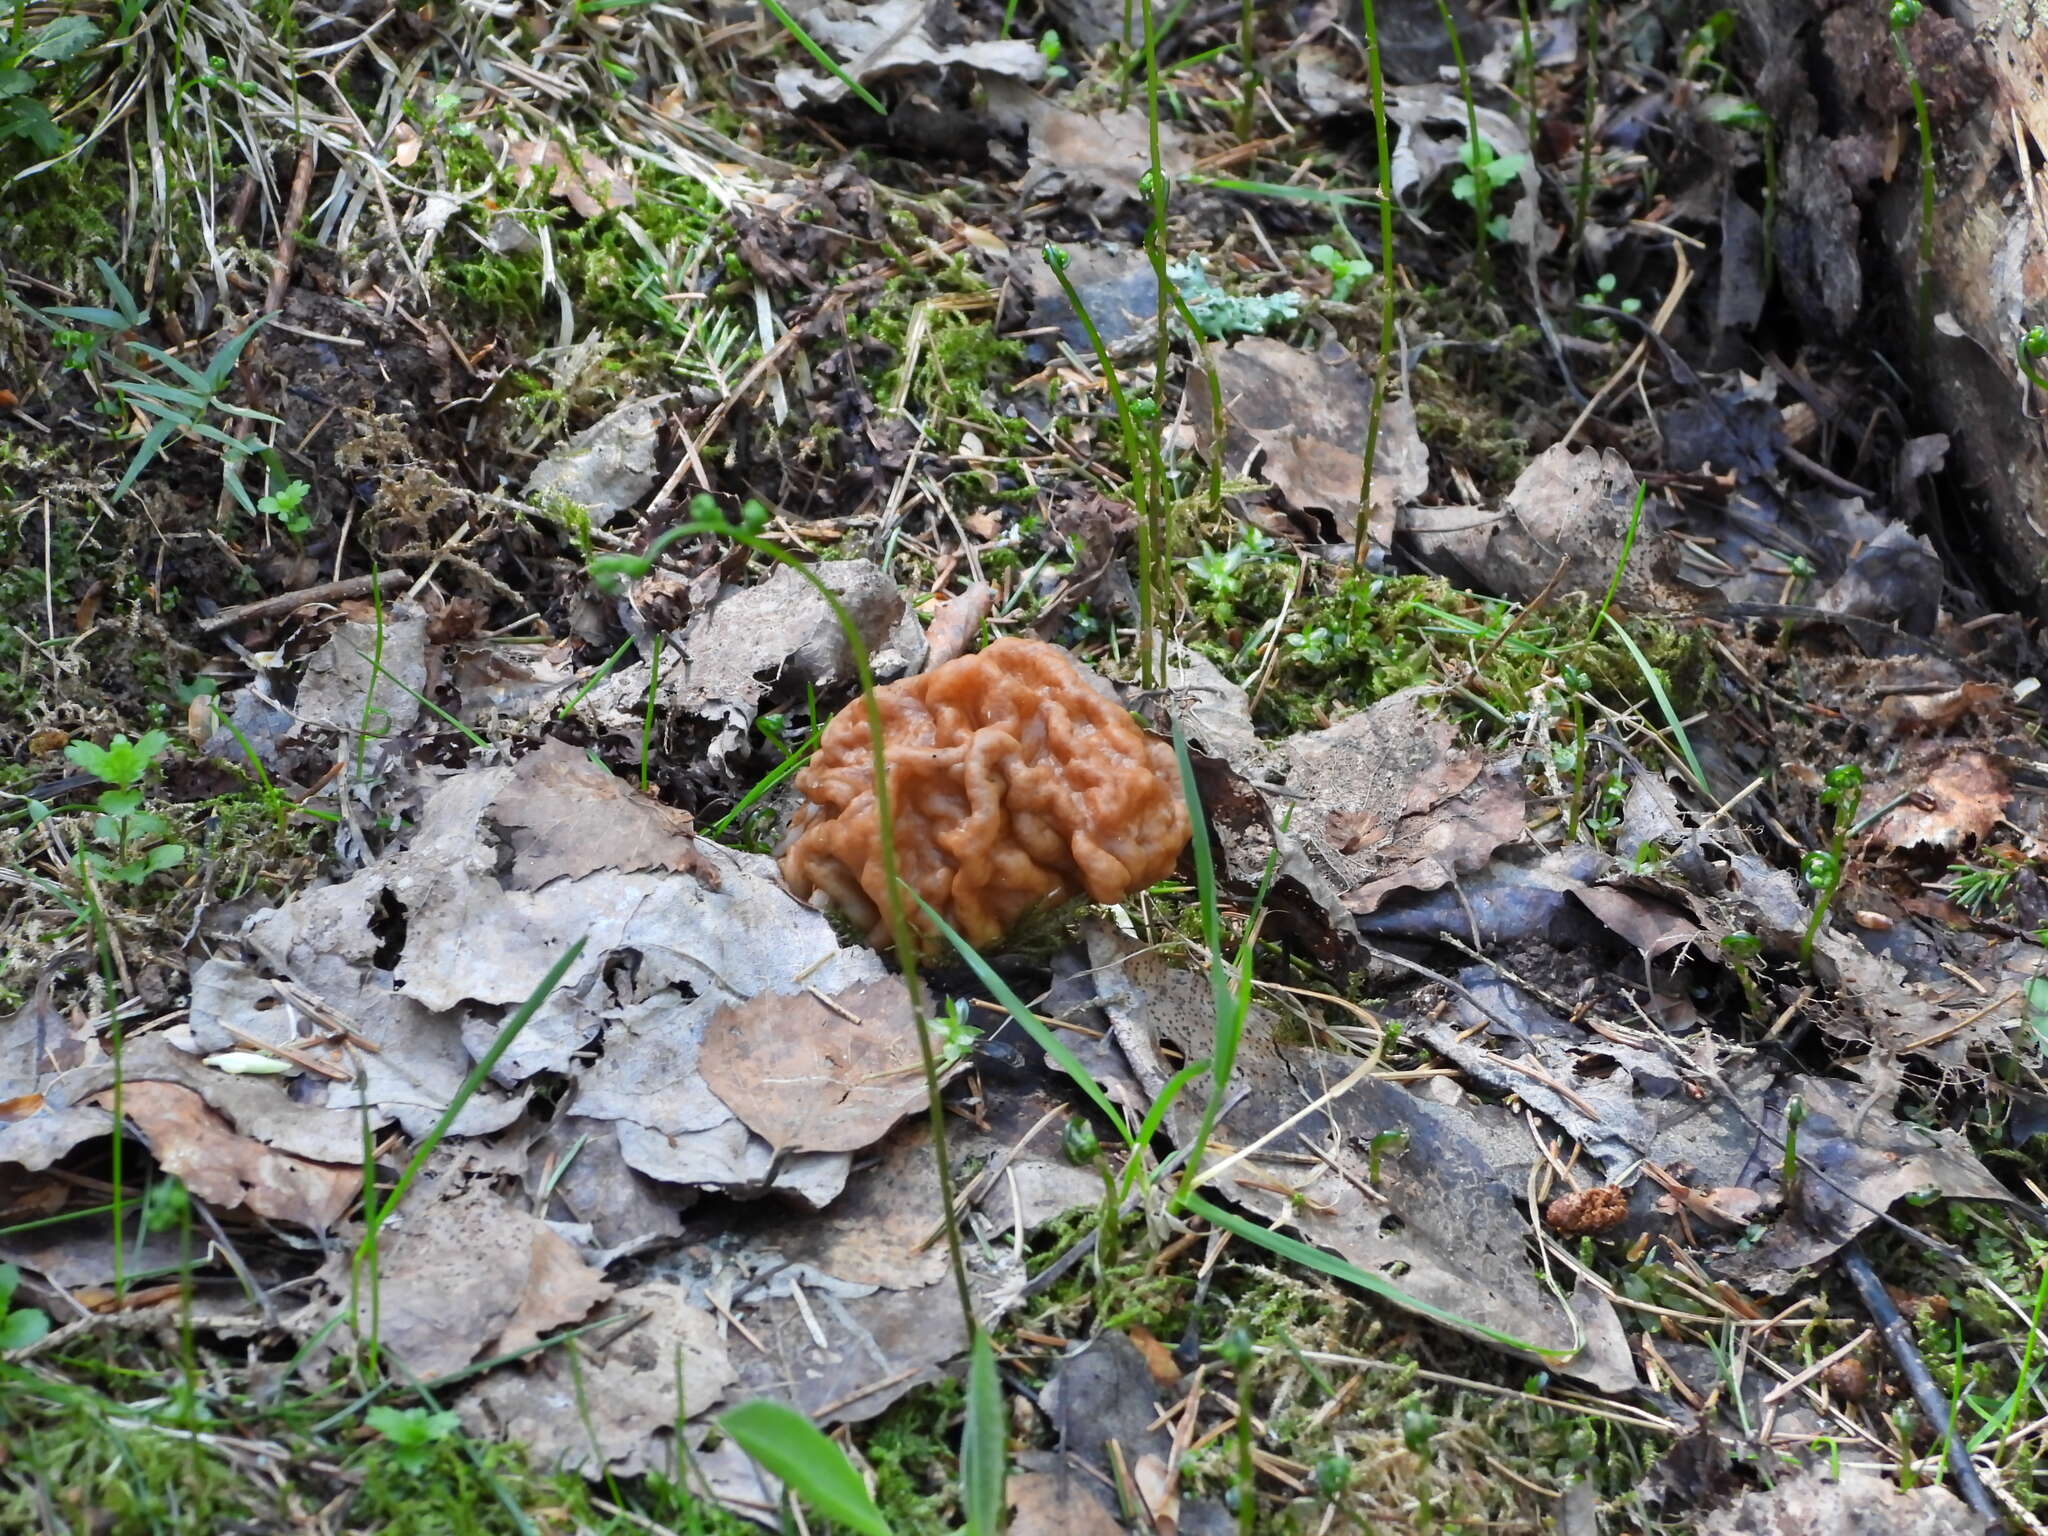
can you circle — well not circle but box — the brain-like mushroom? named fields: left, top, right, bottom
left=779, top=638, right=1192, bottom=949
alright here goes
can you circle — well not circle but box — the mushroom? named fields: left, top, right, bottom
left=779, top=638, right=1191, bottom=950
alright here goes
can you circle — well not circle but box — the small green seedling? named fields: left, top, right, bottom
left=365, top=1405, right=462, bottom=1474
left=258, top=477, right=313, bottom=537
left=62, top=730, right=186, bottom=886
left=1720, top=929, right=1765, bottom=1019
left=0, top=1263, right=52, bottom=1351
left=1578, top=272, right=1641, bottom=338
left=932, top=997, right=981, bottom=1071
left=1308, top=243, right=1374, bottom=303
left=1451, top=134, right=1525, bottom=244
left=1799, top=764, right=1862, bottom=964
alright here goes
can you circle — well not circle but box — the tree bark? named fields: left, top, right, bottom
left=1739, top=0, right=2048, bottom=611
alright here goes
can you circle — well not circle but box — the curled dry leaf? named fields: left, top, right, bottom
left=1188, top=336, right=1428, bottom=555
left=697, top=978, right=929, bottom=1156
left=1867, top=750, right=2009, bottom=853
left=1402, top=443, right=1672, bottom=610
left=98, top=1081, right=357, bottom=1231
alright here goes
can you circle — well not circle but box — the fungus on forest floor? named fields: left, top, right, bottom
left=780, top=638, right=1191, bottom=950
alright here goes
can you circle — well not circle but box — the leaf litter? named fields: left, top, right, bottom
left=8, top=0, right=2048, bottom=1526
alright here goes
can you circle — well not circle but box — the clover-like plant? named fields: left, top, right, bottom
left=58, top=730, right=186, bottom=886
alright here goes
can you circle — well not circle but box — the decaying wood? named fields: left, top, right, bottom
left=1740, top=0, right=2048, bottom=611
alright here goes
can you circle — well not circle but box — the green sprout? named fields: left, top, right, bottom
left=1798, top=763, right=1862, bottom=965
left=1308, top=242, right=1374, bottom=303
left=1451, top=134, right=1525, bottom=245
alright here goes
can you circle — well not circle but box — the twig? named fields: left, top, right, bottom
left=197, top=570, right=408, bottom=632
left=1839, top=1241, right=2003, bottom=1527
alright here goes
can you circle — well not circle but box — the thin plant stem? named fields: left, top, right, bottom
left=640, top=633, right=662, bottom=793
left=1433, top=0, right=1487, bottom=281
left=1573, top=0, right=1600, bottom=252
left=1044, top=252, right=1158, bottom=683
left=1352, top=0, right=1398, bottom=567
left=1140, top=0, right=1174, bottom=687
left=1234, top=0, right=1256, bottom=141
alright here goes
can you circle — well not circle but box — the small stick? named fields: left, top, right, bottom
left=197, top=570, right=407, bottom=632
left=1840, top=1241, right=2003, bottom=1527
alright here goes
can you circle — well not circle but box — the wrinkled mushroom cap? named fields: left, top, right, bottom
left=779, top=638, right=1192, bottom=950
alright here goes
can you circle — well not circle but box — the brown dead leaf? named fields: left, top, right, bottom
left=1190, top=337, right=1427, bottom=553
left=505, top=138, right=635, bottom=218
left=1007, top=1462, right=1125, bottom=1536
left=698, top=978, right=928, bottom=1156
left=100, top=1081, right=357, bottom=1231
left=1869, top=750, right=2008, bottom=853
left=986, top=79, right=1191, bottom=216
left=323, top=1181, right=613, bottom=1379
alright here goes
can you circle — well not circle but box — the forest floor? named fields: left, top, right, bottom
left=3, top=1, right=2048, bottom=1533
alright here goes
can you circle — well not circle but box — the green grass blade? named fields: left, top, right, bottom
left=911, top=892, right=1133, bottom=1146
left=961, top=1330, right=1006, bottom=1536
left=367, top=937, right=585, bottom=1237
left=760, top=0, right=888, bottom=114
left=1595, top=612, right=1706, bottom=791
left=1184, top=1193, right=1582, bottom=1358
left=718, top=1399, right=896, bottom=1536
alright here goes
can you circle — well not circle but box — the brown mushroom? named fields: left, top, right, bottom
left=779, top=638, right=1192, bottom=950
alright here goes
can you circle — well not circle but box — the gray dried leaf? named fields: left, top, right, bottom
left=985, top=79, right=1191, bottom=217
left=770, top=0, right=1046, bottom=109
left=1699, top=1464, right=1991, bottom=1536
left=321, top=1181, right=613, bottom=1380
left=525, top=396, right=667, bottom=518
left=457, top=1280, right=736, bottom=1478
left=293, top=601, right=431, bottom=742
left=1087, top=930, right=1635, bottom=1389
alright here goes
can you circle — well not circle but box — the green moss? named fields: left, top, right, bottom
left=0, top=153, right=125, bottom=289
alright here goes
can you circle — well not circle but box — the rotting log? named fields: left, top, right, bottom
left=1737, top=0, right=2048, bottom=611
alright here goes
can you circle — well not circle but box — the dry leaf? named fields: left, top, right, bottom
left=1190, top=337, right=1428, bottom=553
left=506, top=138, right=635, bottom=218
left=769, top=0, right=1045, bottom=109
left=322, top=1182, right=612, bottom=1379
left=986, top=79, right=1191, bottom=216
left=458, top=1281, right=735, bottom=1478
left=100, top=1081, right=357, bottom=1230
left=1877, top=681, right=2001, bottom=736
left=1869, top=751, right=2009, bottom=852
left=1700, top=1464, right=1991, bottom=1536
left=699, top=979, right=928, bottom=1156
